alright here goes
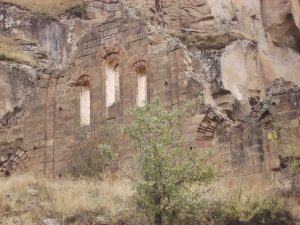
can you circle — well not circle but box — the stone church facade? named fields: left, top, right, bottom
left=9, top=16, right=199, bottom=176
left=1, top=11, right=300, bottom=189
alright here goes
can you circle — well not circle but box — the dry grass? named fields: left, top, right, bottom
left=0, top=0, right=81, bottom=17
left=0, top=174, right=298, bottom=224
left=290, top=197, right=300, bottom=219
left=211, top=176, right=300, bottom=220
left=48, top=176, right=132, bottom=216
left=0, top=35, right=37, bottom=66
left=0, top=174, right=132, bottom=225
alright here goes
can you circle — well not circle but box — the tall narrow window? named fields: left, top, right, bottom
left=80, top=86, right=91, bottom=126
left=137, top=67, right=147, bottom=106
left=105, top=59, right=120, bottom=107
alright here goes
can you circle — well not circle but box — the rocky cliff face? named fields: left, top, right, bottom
left=0, top=0, right=299, bottom=183
left=117, top=0, right=300, bottom=122
left=147, top=0, right=300, bottom=102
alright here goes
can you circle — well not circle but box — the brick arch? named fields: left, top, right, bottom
left=99, top=42, right=124, bottom=111
left=197, top=110, right=224, bottom=141
left=68, top=64, right=97, bottom=87
left=127, top=55, right=150, bottom=73
left=70, top=74, right=92, bottom=87
left=100, top=40, right=125, bottom=62
left=0, top=147, right=30, bottom=177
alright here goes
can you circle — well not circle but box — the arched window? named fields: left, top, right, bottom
left=136, top=66, right=147, bottom=106
left=80, top=86, right=91, bottom=126
left=105, top=59, right=120, bottom=108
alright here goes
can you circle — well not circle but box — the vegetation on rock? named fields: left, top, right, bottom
left=174, top=32, right=247, bottom=50
left=0, top=0, right=81, bottom=17
left=269, top=122, right=300, bottom=200
left=273, top=124, right=300, bottom=172
left=65, top=2, right=88, bottom=18
left=0, top=35, right=37, bottom=66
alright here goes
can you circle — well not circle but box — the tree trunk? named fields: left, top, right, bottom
left=155, top=213, right=163, bottom=225
left=154, top=193, right=162, bottom=225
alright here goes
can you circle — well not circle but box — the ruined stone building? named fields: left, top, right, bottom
left=0, top=0, right=300, bottom=189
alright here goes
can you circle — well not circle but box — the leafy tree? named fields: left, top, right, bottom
left=123, top=98, right=218, bottom=225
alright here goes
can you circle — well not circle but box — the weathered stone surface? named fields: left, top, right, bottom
left=0, top=1, right=300, bottom=195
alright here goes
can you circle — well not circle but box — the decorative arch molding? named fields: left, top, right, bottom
left=68, top=65, right=97, bottom=88
left=197, top=110, right=224, bottom=141
left=127, top=54, right=150, bottom=73
left=99, top=41, right=124, bottom=109
left=0, top=147, right=30, bottom=177
left=100, top=40, right=125, bottom=62
left=127, top=55, right=150, bottom=107
left=70, top=74, right=92, bottom=87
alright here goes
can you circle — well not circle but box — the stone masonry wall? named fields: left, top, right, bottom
left=1, top=12, right=299, bottom=188
left=14, top=16, right=192, bottom=176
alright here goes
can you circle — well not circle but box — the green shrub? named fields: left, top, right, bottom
left=70, top=147, right=112, bottom=179
left=0, top=35, right=37, bottom=66
left=123, top=98, right=218, bottom=225
left=66, top=3, right=88, bottom=18
left=0, top=0, right=81, bottom=17
left=208, top=193, right=295, bottom=225
left=270, top=124, right=300, bottom=173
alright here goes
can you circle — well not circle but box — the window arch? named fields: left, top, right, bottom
left=105, top=59, right=120, bottom=108
left=136, top=66, right=147, bottom=106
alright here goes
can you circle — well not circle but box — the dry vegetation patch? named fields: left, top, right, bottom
left=0, top=35, right=37, bottom=66
left=48, top=176, right=132, bottom=217
left=0, top=175, right=132, bottom=225
left=0, top=175, right=298, bottom=225
left=0, top=0, right=81, bottom=17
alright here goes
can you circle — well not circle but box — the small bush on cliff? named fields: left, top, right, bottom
left=274, top=125, right=300, bottom=173
left=123, top=98, right=218, bottom=225
left=269, top=123, right=300, bottom=198
left=65, top=2, right=88, bottom=18
left=0, top=35, right=37, bottom=66
left=0, top=0, right=81, bottom=17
